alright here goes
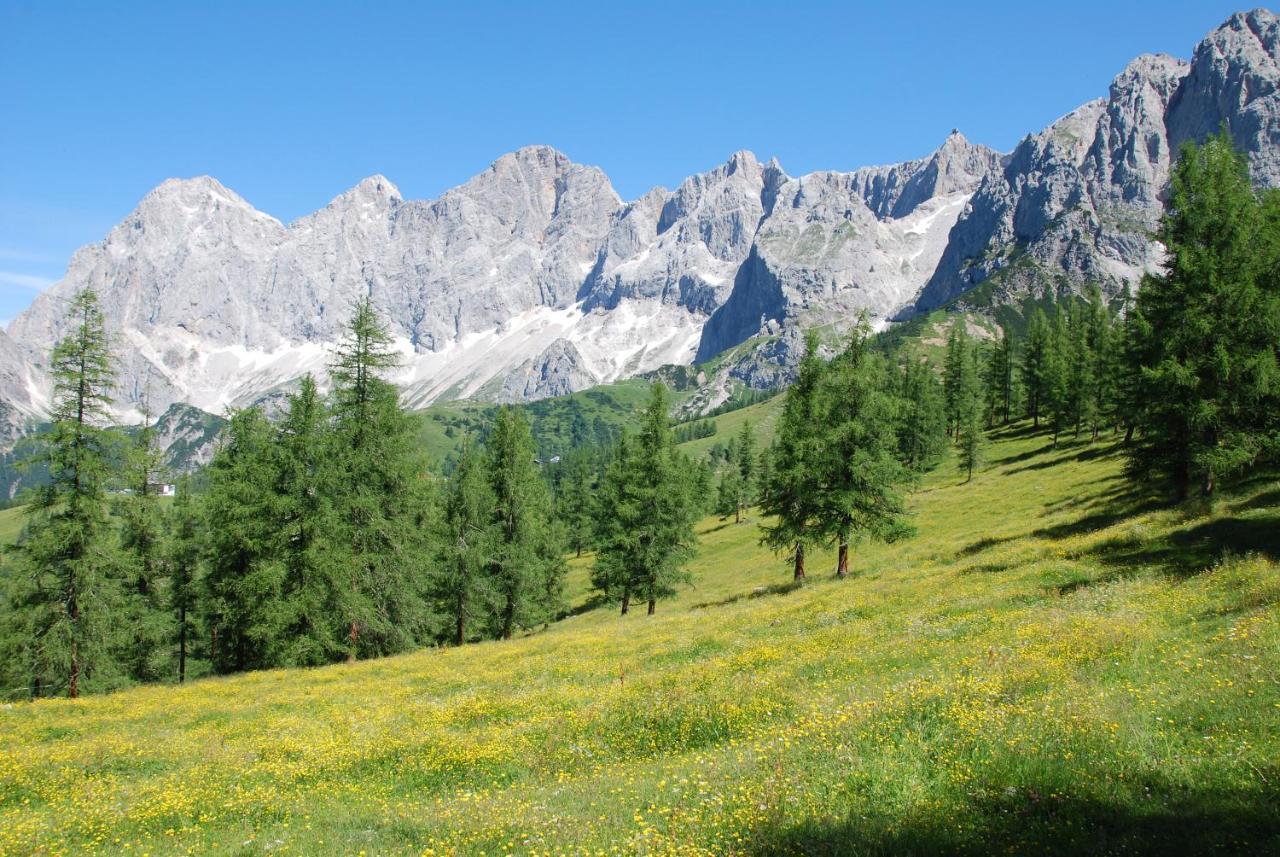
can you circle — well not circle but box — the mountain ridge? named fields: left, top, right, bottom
left=5, top=9, right=1280, bottom=440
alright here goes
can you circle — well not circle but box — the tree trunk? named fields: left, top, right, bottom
left=68, top=591, right=80, bottom=699
left=735, top=503, right=741, bottom=524
left=836, top=538, right=849, bottom=578
left=178, top=604, right=187, bottom=684
left=621, top=585, right=631, bottom=616
left=647, top=597, right=656, bottom=616
left=68, top=640, right=79, bottom=699
left=348, top=620, right=359, bottom=662
left=793, top=542, right=806, bottom=581
left=501, top=599, right=515, bottom=640
left=455, top=594, right=465, bottom=647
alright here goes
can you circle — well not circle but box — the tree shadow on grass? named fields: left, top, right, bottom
left=690, top=580, right=805, bottom=610
left=955, top=534, right=1021, bottom=558
left=743, top=777, right=1280, bottom=856
left=1004, top=441, right=1120, bottom=475
left=1073, top=513, right=1280, bottom=581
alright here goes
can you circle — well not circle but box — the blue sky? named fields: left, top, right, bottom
left=0, top=0, right=1251, bottom=321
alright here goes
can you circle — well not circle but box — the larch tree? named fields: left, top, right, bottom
left=3, top=288, right=125, bottom=698
left=167, top=479, right=203, bottom=684
left=329, top=298, right=434, bottom=658
left=630, top=382, right=698, bottom=614
left=433, top=437, right=496, bottom=645
left=486, top=406, right=563, bottom=638
left=818, top=323, right=914, bottom=577
left=117, top=395, right=173, bottom=683
left=272, top=374, right=346, bottom=666
left=760, top=333, right=827, bottom=581
left=1022, top=308, right=1051, bottom=429
left=1128, top=133, right=1280, bottom=501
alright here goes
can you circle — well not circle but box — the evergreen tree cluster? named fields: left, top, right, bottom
left=1122, top=133, right=1280, bottom=501
left=0, top=296, right=570, bottom=698
left=591, top=383, right=701, bottom=615
left=760, top=322, right=927, bottom=581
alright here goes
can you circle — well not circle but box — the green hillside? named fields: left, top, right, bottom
left=2, top=424, right=1277, bottom=854
left=675, top=394, right=785, bottom=461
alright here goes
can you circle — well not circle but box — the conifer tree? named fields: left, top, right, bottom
left=761, top=333, right=827, bottom=580
left=992, top=325, right=1016, bottom=425
left=486, top=406, right=564, bottom=637
left=591, top=433, right=640, bottom=612
left=958, top=347, right=986, bottom=482
left=1023, top=308, right=1052, bottom=428
left=1043, top=307, right=1072, bottom=446
left=167, top=479, right=203, bottom=684
left=735, top=421, right=756, bottom=501
left=754, top=446, right=773, bottom=506
left=819, top=324, right=914, bottom=577
left=592, top=383, right=697, bottom=615
left=637, top=383, right=698, bottom=614
left=1085, top=286, right=1117, bottom=441
left=1128, top=133, right=1280, bottom=500
left=273, top=375, right=345, bottom=666
left=117, top=399, right=172, bottom=682
left=329, top=299, right=434, bottom=657
left=2, top=288, right=124, bottom=698
left=434, top=438, right=496, bottom=645
left=201, top=407, right=282, bottom=673
left=943, top=321, right=969, bottom=437
left=715, top=464, right=745, bottom=523
left=556, top=448, right=595, bottom=558
left=895, top=356, right=947, bottom=471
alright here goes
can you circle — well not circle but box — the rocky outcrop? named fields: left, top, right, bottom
left=497, top=338, right=597, bottom=403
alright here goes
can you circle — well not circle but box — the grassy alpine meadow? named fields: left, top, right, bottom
left=3, top=424, right=1279, bottom=855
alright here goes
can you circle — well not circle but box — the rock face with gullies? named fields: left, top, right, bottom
left=6, top=8, right=1280, bottom=431
left=697, top=132, right=1003, bottom=360
left=582, top=151, right=786, bottom=315
left=0, top=329, right=45, bottom=445
left=919, top=9, right=1280, bottom=313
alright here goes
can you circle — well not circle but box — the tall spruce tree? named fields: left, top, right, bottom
left=272, top=375, right=345, bottom=666
left=819, top=324, right=914, bottom=577
left=117, top=398, right=172, bottom=682
left=329, top=299, right=434, bottom=658
left=433, top=438, right=496, bottom=645
left=1023, top=308, right=1052, bottom=428
left=167, top=479, right=203, bottom=684
left=486, top=407, right=564, bottom=637
left=631, top=383, right=697, bottom=614
left=895, top=356, right=947, bottom=471
left=201, top=407, right=282, bottom=673
left=1128, top=133, right=1280, bottom=500
left=2, top=288, right=125, bottom=698
left=760, top=333, right=827, bottom=580
left=958, top=345, right=986, bottom=482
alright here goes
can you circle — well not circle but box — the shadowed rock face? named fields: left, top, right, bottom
left=920, top=9, right=1280, bottom=313
left=4, top=9, right=1279, bottom=436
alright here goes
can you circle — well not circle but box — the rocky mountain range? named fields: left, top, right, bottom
left=4, top=8, right=1280, bottom=442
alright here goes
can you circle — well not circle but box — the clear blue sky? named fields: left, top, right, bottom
left=0, top=0, right=1253, bottom=321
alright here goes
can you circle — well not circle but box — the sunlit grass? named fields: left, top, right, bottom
left=1, top=424, right=1277, bottom=854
